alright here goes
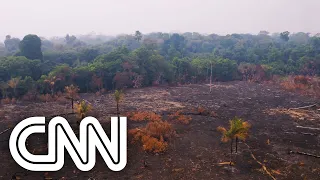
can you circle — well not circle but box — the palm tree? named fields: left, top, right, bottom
left=75, top=100, right=92, bottom=120
left=65, top=84, right=79, bottom=111
left=44, top=76, right=60, bottom=96
left=8, top=77, right=21, bottom=98
left=217, top=117, right=251, bottom=165
left=114, top=90, right=124, bottom=120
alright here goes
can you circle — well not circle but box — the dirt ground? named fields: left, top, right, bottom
left=0, top=81, right=319, bottom=180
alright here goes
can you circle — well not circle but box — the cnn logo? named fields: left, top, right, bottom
left=9, top=116, right=127, bottom=171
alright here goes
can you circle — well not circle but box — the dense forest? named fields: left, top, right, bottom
left=0, top=31, right=319, bottom=98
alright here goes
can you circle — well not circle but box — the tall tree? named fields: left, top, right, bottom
left=4, top=35, right=20, bottom=53
left=44, top=76, right=60, bottom=95
left=19, top=34, right=43, bottom=60
left=114, top=90, right=124, bottom=121
left=65, top=34, right=77, bottom=45
left=280, top=31, right=290, bottom=42
left=135, top=31, right=143, bottom=42
left=65, top=84, right=80, bottom=111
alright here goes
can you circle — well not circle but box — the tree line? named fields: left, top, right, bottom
left=0, top=31, right=319, bottom=99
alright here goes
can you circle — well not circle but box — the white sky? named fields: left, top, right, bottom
left=1, top=0, right=319, bottom=41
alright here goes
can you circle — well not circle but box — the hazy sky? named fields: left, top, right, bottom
left=1, top=0, right=320, bottom=41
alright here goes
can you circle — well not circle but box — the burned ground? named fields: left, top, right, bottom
left=0, top=81, right=319, bottom=180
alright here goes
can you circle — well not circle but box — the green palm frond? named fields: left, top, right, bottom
left=114, top=90, right=123, bottom=103
left=217, top=117, right=251, bottom=143
left=217, top=126, right=230, bottom=142
left=75, top=100, right=92, bottom=119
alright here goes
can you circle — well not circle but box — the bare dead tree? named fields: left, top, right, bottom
left=210, top=61, right=213, bottom=92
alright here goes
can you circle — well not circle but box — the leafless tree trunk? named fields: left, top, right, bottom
left=71, top=98, right=74, bottom=112
left=210, top=62, right=213, bottom=92
left=230, top=138, right=233, bottom=166
left=236, top=137, right=238, bottom=153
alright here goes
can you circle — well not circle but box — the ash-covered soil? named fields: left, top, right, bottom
left=0, top=81, right=319, bottom=180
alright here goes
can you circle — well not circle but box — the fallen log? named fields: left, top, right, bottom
left=160, top=111, right=217, bottom=117
left=289, top=104, right=318, bottom=110
left=301, top=132, right=317, bottom=136
left=244, top=143, right=276, bottom=180
left=289, top=150, right=320, bottom=158
left=181, top=112, right=215, bottom=117
left=0, top=128, right=11, bottom=136
left=296, top=126, right=320, bottom=131
left=284, top=131, right=317, bottom=136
